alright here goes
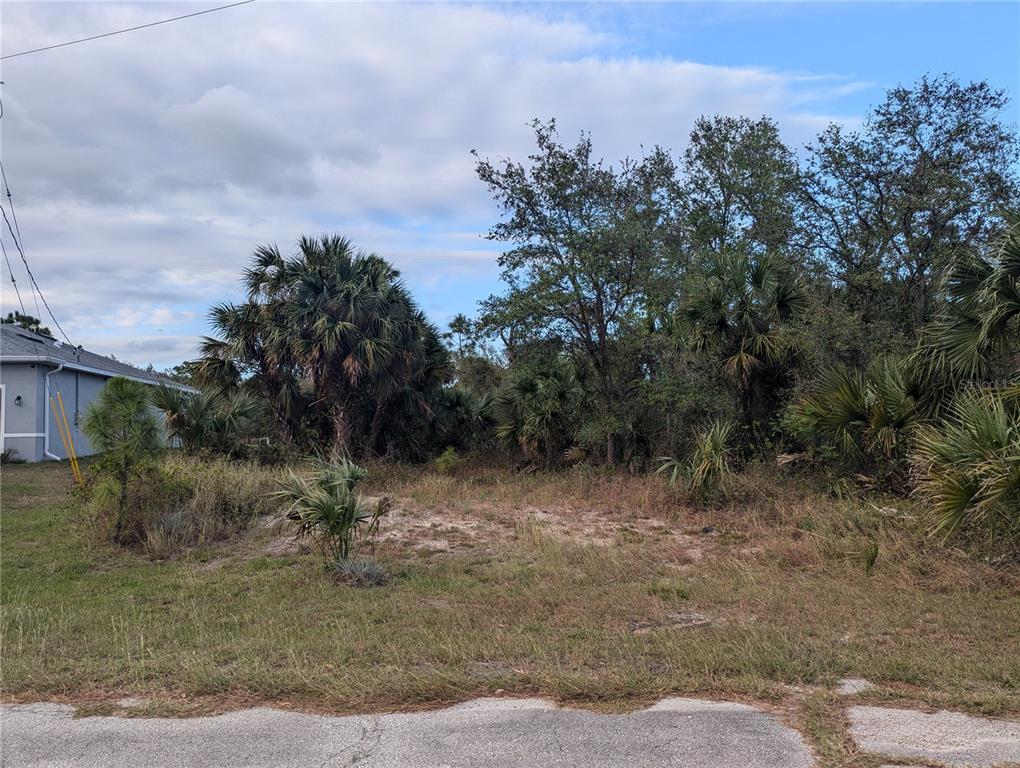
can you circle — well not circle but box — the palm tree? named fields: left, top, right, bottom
left=680, top=251, right=807, bottom=422
left=283, top=236, right=427, bottom=451
left=81, top=377, right=164, bottom=540
left=197, top=235, right=452, bottom=456
left=363, top=316, right=453, bottom=458
left=489, top=361, right=584, bottom=466
left=197, top=299, right=305, bottom=443
left=151, top=386, right=261, bottom=454
left=799, top=356, right=925, bottom=466
left=916, top=213, right=1020, bottom=386
left=912, top=385, right=1020, bottom=543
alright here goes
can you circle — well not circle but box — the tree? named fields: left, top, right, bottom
left=2, top=311, right=53, bottom=338
left=81, top=377, right=164, bottom=541
left=199, top=298, right=306, bottom=444
left=198, top=236, right=452, bottom=456
left=475, top=119, right=675, bottom=463
left=151, top=386, right=261, bottom=455
left=916, top=212, right=1020, bottom=384
left=443, top=313, right=474, bottom=359
left=157, top=361, right=203, bottom=387
left=679, top=251, right=807, bottom=424
left=682, top=115, right=800, bottom=256
left=800, top=75, right=1020, bottom=330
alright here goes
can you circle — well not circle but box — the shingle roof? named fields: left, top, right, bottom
left=0, top=324, right=192, bottom=389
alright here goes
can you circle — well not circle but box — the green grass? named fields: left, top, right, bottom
left=2, top=460, right=1018, bottom=755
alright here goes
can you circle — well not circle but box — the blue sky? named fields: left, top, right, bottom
left=2, top=1, right=1018, bottom=368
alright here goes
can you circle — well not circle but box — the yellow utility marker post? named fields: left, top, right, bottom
left=56, top=392, right=82, bottom=485
left=50, top=393, right=82, bottom=485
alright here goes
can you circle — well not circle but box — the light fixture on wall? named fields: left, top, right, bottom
left=14, top=395, right=22, bottom=406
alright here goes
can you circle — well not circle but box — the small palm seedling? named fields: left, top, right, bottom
left=657, top=419, right=736, bottom=497
left=275, top=457, right=390, bottom=566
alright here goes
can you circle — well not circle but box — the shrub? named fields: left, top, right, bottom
left=331, top=557, right=389, bottom=587
left=657, top=418, right=736, bottom=497
left=83, top=455, right=281, bottom=556
left=228, top=437, right=295, bottom=466
left=275, top=457, right=389, bottom=566
left=911, top=385, right=1020, bottom=546
left=1, top=448, right=24, bottom=464
left=151, top=386, right=262, bottom=455
left=488, top=362, right=586, bottom=467
left=796, top=357, right=925, bottom=478
left=84, top=464, right=189, bottom=547
left=81, top=377, right=164, bottom=543
left=433, top=446, right=462, bottom=475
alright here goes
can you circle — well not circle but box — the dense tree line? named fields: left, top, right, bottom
left=161, top=75, right=1017, bottom=544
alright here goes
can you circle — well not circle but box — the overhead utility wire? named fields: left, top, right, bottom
left=1, top=236, right=27, bottom=316
left=1, top=0, right=256, bottom=60
left=0, top=192, right=73, bottom=346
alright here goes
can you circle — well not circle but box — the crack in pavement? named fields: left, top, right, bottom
left=342, top=716, right=382, bottom=767
left=0, top=698, right=817, bottom=767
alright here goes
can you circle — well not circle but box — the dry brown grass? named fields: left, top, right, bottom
left=2, top=458, right=1018, bottom=766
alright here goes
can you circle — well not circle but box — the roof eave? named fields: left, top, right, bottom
left=0, top=357, right=199, bottom=393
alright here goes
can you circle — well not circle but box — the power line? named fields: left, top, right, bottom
left=1, top=236, right=27, bottom=316
left=1, top=0, right=256, bottom=61
left=0, top=162, right=26, bottom=255
left=0, top=191, right=73, bottom=346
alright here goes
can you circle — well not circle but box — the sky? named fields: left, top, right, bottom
left=1, top=1, right=1018, bottom=369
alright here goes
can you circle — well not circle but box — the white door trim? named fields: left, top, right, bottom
left=0, top=384, right=6, bottom=453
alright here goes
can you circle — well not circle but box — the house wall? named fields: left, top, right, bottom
left=44, top=368, right=111, bottom=460
left=2, top=363, right=174, bottom=462
left=0, top=362, right=46, bottom=462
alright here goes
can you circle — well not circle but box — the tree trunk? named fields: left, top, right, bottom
left=115, top=468, right=129, bottom=543
left=332, top=403, right=352, bottom=456
left=365, top=402, right=385, bottom=459
left=909, top=276, right=928, bottom=329
left=606, top=431, right=616, bottom=467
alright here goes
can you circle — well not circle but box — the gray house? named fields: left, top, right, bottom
left=0, top=324, right=194, bottom=462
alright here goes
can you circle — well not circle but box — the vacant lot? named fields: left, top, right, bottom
left=2, top=460, right=1018, bottom=763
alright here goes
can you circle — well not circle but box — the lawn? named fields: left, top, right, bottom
left=2, top=459, right=1018, bottom=763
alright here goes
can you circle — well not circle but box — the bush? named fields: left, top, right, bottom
left=82, top=455, right=281, bottom=557
left=795, top=357, right=925, bottom=482
left=152, top=386, right=262, bottom=456
left=433, top=446, right=462, bottom=475
left=911, top=385, right=1020, bottom=546
left=81, top=377, right=164, bottom=543
left=275, top=457, right=389, bottom=566
left=657, top=418, right=736, bottom=498
left=331, top=557, right=389, bottom=587
left=1, top=448, right=24, bottom=464
left=488, top=361, right=587, bottom=467
left=228, top=437, right=295, bottom=466
left=84, top=464, right=189, bottom=547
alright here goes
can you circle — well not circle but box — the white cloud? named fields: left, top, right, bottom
left=0, top=2, right=865, bottom=367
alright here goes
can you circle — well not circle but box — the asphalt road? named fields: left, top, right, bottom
left=1, top=697, right=815, bottom=768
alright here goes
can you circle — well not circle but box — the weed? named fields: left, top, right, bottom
left=863, top=542, right=880, bottom=575
left=433, top=446, right=462, bottom=476
left=332, top=557, right=390, bottom=587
